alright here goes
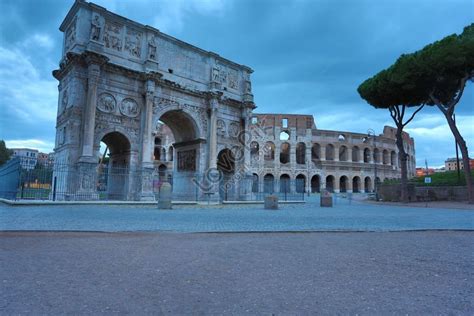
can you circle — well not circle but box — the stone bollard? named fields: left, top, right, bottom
left=264, top=195, right=278, bottom=210
left=320, top=189, right=333, bottom=207
left=158, top=182, right=172, bottom=209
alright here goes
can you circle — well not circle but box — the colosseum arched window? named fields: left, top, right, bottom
left=391, top=151, right=396, bottom=166
left=311, top=143, right=320, bottom=161
left=296, top=142, right=306, bottom=164
left=279, top=130, right=290, bottom=141
left=250, top=141, right=259, bottom=160
left=373, top=148, right=380, bottom=163
left=326, top=144, right=334, bottom=161
left=280, top=143, right=290, bottom=164
left=264, top=142, right=275, bottom=161
left=264, top=174, right=274, bottom=193
left=383, top=149, right=389, bottom=165
left=352, top=146, right=360, bottom=162
left=154, top=147, right=161, bottom=160
left=311, top=175, right=320, bottom=193
left=252, top=173, right=259, bottom=193
left=296, top=174, right=306, bottom=193
left=161, top=148, right=166, bottom=161
left=352, top=176, right=361, bottom=193
left=339, top=176, right=348, bottom=192
left=339, top=145, right=348, bottom=161
left=363, top=148, right=370, bottom=163
left=364, top=177, right=372, bottom=192
left=326, top=175, right=335, bottom=192
left=280, top=174, right=290, bottom=193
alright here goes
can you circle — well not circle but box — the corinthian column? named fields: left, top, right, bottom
left=81, top=53, right=108, bottom=160
left=209, top=96, right=219, bottom=170
left=142, top=79, right=155, bottom=166
left=242, top=105, right=252, bottom=170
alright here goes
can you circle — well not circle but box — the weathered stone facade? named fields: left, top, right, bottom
left=247, top=114, right=416, bottom=194
left=52, top=1, right=415, bottom=201
left=53, top=1, right=254, bottom=200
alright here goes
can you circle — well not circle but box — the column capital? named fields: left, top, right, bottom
left=145, top=78, right=156, bottom=96
left=84, top=51, right=109, bottom=67
left=206, top=91, right=223, bottom=102
left=87, top=64, right=101, bottom=87
left=208, top=95, right=221, bottom=112
left=143, top=71, right=163, bottom=83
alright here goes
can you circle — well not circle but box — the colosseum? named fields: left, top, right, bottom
left=247, top=114, right=416, bottom=194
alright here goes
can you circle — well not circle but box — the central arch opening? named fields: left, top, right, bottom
left=159, top=110, right=199, bottom=143
left=154, top=110, right=201, bottom=200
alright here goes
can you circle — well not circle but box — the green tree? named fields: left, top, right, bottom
left=418, top=24, right=474, bottom=203
left=358, top=56, right=425, bottom=203
left=359, top=24, right=474, bottom=203
left=0, top=140, right=12, bottom=166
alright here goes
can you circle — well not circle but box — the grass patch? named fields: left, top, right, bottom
left=384, top=170, right=473, bottom=186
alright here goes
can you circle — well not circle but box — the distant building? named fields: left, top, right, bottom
left=11, top=148, right=39, bottom=170
left=445, top=158, right=474, bottom=171
left=37, top=152, right=54, bottom=167
left=416, top=168, right=435, bottom=177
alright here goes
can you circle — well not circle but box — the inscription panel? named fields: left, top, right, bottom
left=177, top=150, right=196, bottom=171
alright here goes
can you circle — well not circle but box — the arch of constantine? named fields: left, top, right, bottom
left=52, top=1, right=416, bottom=201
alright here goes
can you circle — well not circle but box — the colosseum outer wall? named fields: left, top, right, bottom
left=247, top=114, right=416, bottom=194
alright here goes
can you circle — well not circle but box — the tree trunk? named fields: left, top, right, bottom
left=443, top=112, right=474, bottom=203
left=395, top=127, right=409, bottom=203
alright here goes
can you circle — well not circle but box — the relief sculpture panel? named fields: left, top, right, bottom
left=125, top=28, right=142, bottom=58
left=104, top=21, right=123, bottom=51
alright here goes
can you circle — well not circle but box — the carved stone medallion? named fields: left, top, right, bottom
left=119, top=98, right=140, bottom=117
left=97, top=93, right=116, bottom=113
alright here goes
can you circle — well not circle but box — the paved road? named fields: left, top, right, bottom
left=1, top=231, right=473, bottom=314
left=1, top=198, right=473, bottom=232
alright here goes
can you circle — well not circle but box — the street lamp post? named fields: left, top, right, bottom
left=367, top=129, right=379, bottom=201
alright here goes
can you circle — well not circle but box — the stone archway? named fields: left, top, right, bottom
left=280, top=174, right=291, bottom=194
left=98, top=131, right=131, bottom=200
left=364, top=177, right=372, bottom=193
left=339, top=176, right=348, bottom=193
left=150, top=109, right=204, bottom=201
left=264, top=174, right=275, bottom=194
left=353, top=176, right=361, bottom=193
left=326, top=175, right=335, bottom=192
left=217, top=148, right=236, bottom=201
left=311, top=175, right=320, bottom=193
left=296, top=174, right=306, bottom=193
left=154, top=109, right=202, bottom=173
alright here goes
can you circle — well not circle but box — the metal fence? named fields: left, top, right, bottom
left=0, top=158, right=21, bottom=200
left=0, top=161, right=305, bottom=202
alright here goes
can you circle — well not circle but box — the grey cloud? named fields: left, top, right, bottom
left=0, top=0, right=473, bottom=166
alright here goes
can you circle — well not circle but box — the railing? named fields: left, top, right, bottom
left=0, top=162, right=306, bottom=202
left=0, top=158, right=21, bottom=199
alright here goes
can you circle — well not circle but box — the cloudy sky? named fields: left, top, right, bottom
left=0, top=0, right=472, bottom=167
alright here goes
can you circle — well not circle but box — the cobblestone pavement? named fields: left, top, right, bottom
left=1, top=196, right=473, bottom=232
left=1, top=231, right=473, bottom=314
